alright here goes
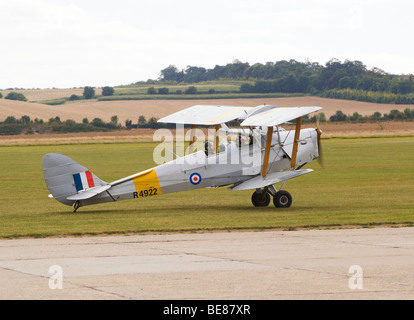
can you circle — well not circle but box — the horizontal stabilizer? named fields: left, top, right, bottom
left=66, top=185, right=111, bottom=201
left=229, top=169, right=313, bottom=191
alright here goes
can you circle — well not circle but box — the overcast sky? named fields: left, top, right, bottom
left=1, top=0, right=413, bottom=89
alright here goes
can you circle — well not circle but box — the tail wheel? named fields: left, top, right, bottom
left=273, top=190, right=292, bottom=208
left=251, top=191, right=271, bottom=207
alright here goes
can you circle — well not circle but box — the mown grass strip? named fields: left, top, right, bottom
left=0, top=138, right=413, bottom=238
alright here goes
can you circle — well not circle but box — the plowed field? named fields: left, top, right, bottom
left=1, top=96, right=413, bottom=145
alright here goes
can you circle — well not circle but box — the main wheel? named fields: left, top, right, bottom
left=273, top=190, right=292, bottom=208
left=251, top=191, right=271, bottom=207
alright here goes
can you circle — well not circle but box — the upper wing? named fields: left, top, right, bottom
left=157, top=105, right=251, bottom=125
left=157, top=104, right=321, bottom=127
left=241, top=106, right=322, bottom=127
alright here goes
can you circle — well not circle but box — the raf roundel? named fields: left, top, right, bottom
left=189, top=173, right=202, bottom=185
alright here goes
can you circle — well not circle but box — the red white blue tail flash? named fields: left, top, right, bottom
left=73, top=171, right=95, bottom=191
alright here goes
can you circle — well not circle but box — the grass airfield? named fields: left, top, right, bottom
left=1, top=137, right=413, bottom=239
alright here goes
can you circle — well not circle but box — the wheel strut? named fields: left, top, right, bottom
left=73, top=201, right=81, bottom=213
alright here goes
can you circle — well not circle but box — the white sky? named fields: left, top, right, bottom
left=1, top=0, right=413, bottom=89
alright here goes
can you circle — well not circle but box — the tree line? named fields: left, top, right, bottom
left=325, top=108, right=414, bottom=122
left=0, top=114, right=174, bottom=135
left=158, top=59, right=414, bottom=101
left=146, top=86, right=203, bottom=95
left=2, top=109, right=414, bottom=136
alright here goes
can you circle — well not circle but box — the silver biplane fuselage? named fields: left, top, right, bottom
left=43, top=105, right=322, bottom=211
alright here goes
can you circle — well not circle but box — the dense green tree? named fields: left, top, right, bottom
left=404, top=108, right=414, bottom=119
left=4, top=116, right=17, bottom=123
left=254, top=80, right=273, bottom=93
left=159, top=65, right=183, bottom=82
left=349, top=112, right=363, bottom=122
left=158, top=87, right=169, bottom=94
left=138, top=115, right=146, bottom=126
left=102, top=86, right=114, bottom=96
left=183, top=66, right=207, bottom=83
left=389, top=109, right=405, bottom=120
left=147, top=117, right=158, bottom=128
left=185, top=86, right=197, bottom=94
left=329, top=110, right=347, bottom=122
left=371, top=112, right=382, bottom=120
left=110, top=115, right=118, bottom=125
left=338, top=76, right=357, bottom=89
left=357, top=76, right=374, bottom=91
left=48, top=116, right=61, bottom=124
left=83, top=86, right=95, bottom=99
left=397, top=80, right=412, bottom=94
left=20, top=115, right=31, bottom=124
left=297, top=75, right=310, bottom=92
left=5, top=92, right=27, bottom=101
left=64, top=119, right=76, bottom=126
left=240, top=83, right=254, bottom=93
left=91, top=117, right=105, bottom=127
left=224, top=60, right=249, bottom=79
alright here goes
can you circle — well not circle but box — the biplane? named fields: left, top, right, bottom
left=43, top=104, right=323, bottom=212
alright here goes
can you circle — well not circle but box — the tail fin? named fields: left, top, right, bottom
left=42, top=153, right=107, bottom=206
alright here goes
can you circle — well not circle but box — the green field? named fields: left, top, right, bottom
left=98, top=81, right=304, bottom=101
left=1, top=138, right=413, bottom=239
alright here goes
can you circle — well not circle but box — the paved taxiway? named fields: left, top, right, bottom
left=1, top=227, right=414, bottom=299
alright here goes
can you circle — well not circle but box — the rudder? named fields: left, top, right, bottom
left=43, top=153, right=107, bottom=206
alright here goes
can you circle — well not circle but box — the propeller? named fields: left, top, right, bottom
left=315, top=115, right=324, bottom=168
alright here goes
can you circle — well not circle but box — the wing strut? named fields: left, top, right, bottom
left=189, top=124, right=196, bottom=154
left=215, top=124, right=220, bottom=153
left=261, top=126, right=273, bottom=177
left=290, top=117, right=302, bottom=169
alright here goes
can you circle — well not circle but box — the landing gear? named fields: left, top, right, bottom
left=273, top=190, right=292, bottom=208
left=251, top=190, right=271, bottom=207
left=251, top=188, right=292, bottom=208
left=73, top=200, right=81, bottom=213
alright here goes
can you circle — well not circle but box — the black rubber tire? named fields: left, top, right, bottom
left=251, top=191, right=271, bottom=207
left=273, top=190, right=292, bottom=208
